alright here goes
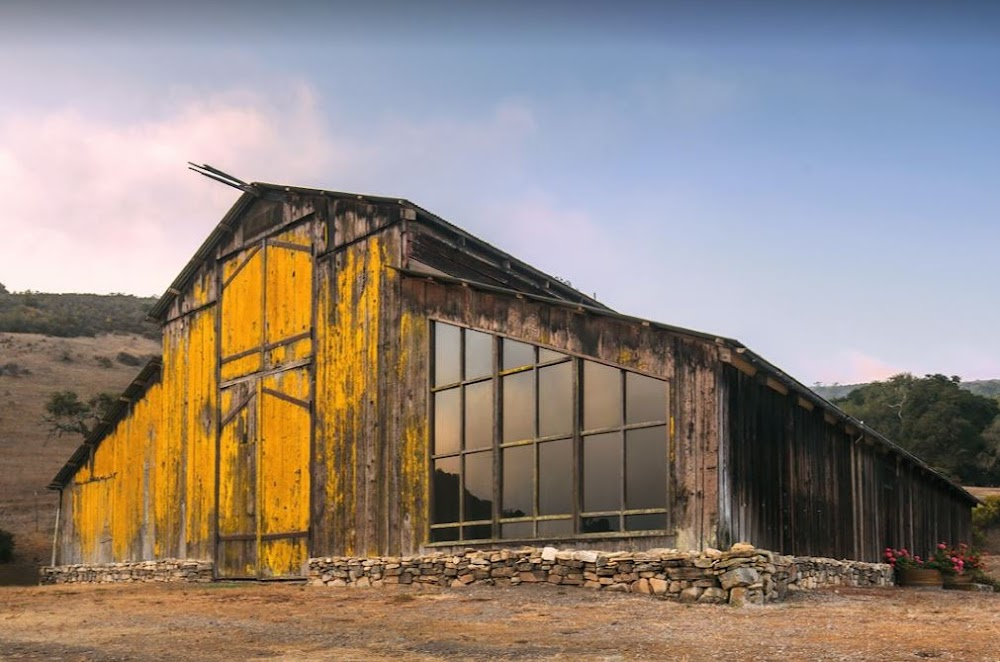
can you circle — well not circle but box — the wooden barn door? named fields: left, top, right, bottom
left=216, top=228, right=314, bottom=579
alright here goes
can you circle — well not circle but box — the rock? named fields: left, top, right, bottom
left=719, top=567, right=760, bottom=590
left=573, top=550, right=599, bottom=563
left=633, top=578, right=651, bottom=594
left=649, top=578, right=668, bottom=595
left=679, top=587, right=703, bottom=603
left=698, top=587, right=727, bottom=604
left=730, top=542, right=755, bottom=554
left=728, top=586, right=747, bottom=607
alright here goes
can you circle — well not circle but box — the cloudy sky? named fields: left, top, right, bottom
left=2, top=2, right=998, bottom=385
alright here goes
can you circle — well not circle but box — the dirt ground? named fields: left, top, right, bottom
left=1, top=581, right=999, bottom=662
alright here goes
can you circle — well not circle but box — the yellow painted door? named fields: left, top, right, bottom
left=217, top=230, right=314, bottom=578
left=216, top=382, right=258, bottom=577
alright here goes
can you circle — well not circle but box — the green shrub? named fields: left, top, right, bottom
left=972, top=495, right=1000, bottom=547
left=0, top=529, right=14, bottom=563
left=116, top=351, right=141, bottom=366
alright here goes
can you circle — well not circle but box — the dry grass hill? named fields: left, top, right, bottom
left=0, top=332, right=160, bottom=582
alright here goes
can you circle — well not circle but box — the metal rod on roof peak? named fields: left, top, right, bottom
left=187, top=162, right=259, bottom=195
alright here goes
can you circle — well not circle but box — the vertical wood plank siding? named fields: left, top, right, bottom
left=718, top=365, right=973, bottom=562
left=53, top=188, right=975, bottom=568
left=62, top=379, right=163, bottom=564
left=394, top=275, right=722, bottom=552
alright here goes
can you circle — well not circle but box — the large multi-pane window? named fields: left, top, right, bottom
left=430, top=321, right=669, bottom=543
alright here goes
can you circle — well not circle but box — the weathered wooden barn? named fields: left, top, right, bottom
left=49, top=180, right=977, bottom=578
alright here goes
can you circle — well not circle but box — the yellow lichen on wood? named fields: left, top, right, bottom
left=259, top=368, right=310, bottom=576
left=68, top=379, right=163, bottom=563
left=264, top=241, right=313, bottom=365
left=315, top=237, right=384, bottom=556
left=220, top=248, right=263, bottom=374
left=181, top=309, right=218, bottom=558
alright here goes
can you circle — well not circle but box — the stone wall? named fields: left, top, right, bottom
left=37, top=545, right=893, bottom=604
left=40, top=559, right=214, bottom=584
left=308, top=544, right=892, bottom=606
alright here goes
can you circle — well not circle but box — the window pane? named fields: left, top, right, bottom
left=502, top=338, right=535, bottom=370
left=538, top=362, right=573, bottom=438
left=501, top=445, right=533, bottom=519
left=583, top=432, right=621, bottom=512
left=538, top=518, right=573, bottom=537
left=502, top=371, right=534, bottom=442
left=500, top=521, right=533, bottom=539
left=538, top=438, right=573, bottom=515
left=538, top=348, right=566, bottom=363
left=465, top=329, right=493, bottom=380
left=463, top=524, right=493, bottom=540
left=581, top=516, right=620, bottom=533
left=583, top=361, right=621, bottom=430
left=626, top=426, right=667, bottom=509
left=626, top=372, right=666, bottom=424
left=464, top=381, right=493, bottom=450
left=430, top=527, right=459, bottom=543
left=625, top=513, right=667, bottom=531
left=464, top=451, right=494, bottom=521
left=434, top=323, right=461, bottom=386
left=433, top=388, right=460, bottom=455
left=432, top=457, right=460, bottom=524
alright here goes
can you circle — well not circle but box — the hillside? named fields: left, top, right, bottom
left=812, top=379, right=1000, bottom=402
left=0, top=332, right=160, bottom=577
left=0, top=287, right=159, bottom=339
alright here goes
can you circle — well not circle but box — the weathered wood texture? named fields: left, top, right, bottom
left=54, top=187, right=975, bottom=572
left=312, top=200, right=415, bottom=557
left=717, top=365, right=973, bottom=562
left=394, top=274, right=721, bottom=553
left=59, top=377, right=163, bottom=564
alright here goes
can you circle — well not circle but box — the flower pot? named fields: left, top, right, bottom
left=943, top=573, right=974, bottom=589
left=895, top=567, right=943, bottom=588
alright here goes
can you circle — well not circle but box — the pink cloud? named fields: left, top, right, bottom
left=0, top=84, right=545, bottom=296
left=803, top=349, right=905, bottom=386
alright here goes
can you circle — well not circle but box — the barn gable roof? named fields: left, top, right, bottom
left=148, top=182, right=608, bottom=321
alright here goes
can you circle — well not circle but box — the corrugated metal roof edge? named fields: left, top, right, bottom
left=396, top=267, right=981, bottom=507
left=149, top=183, right=609, bottom=321
left=47, top=358, right=163, bottom=491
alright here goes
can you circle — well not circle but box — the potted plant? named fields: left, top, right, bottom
left=934, top=543, right=983, bottom=588
left=884, top=547, right=943, bottom=588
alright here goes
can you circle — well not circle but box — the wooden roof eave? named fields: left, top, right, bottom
left=47, top=358, right=163, bottom=491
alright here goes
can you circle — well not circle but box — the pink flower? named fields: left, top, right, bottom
left=938, top=543, right=947, bottom=550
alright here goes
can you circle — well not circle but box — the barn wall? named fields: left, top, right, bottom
left=312, top=199, right=415, bottom=557
left=60, top=380, right=162, bottom=565
left=392, top=276, right=722, bottom=553
left=162, top=305, right=218, bottom=560
left=717, top=364, right=974, bottom=562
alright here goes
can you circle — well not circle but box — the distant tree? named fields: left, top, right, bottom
left=0, top=282, right=8, bottom=295
left=835, top=373, right=1000, bottom=485
left=43, top=390, right=117, bottom=438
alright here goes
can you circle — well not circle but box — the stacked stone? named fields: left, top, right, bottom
left=786, top=556, right=892, bottom=591
left=40, top=559, right=214, bottom=584
left=309, top=543, right=886, bottom=605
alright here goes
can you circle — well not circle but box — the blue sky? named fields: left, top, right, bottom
left=2, top=2, right=998, bottom=385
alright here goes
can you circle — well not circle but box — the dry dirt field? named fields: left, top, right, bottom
left=1, top=581, right=999, bottom=661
